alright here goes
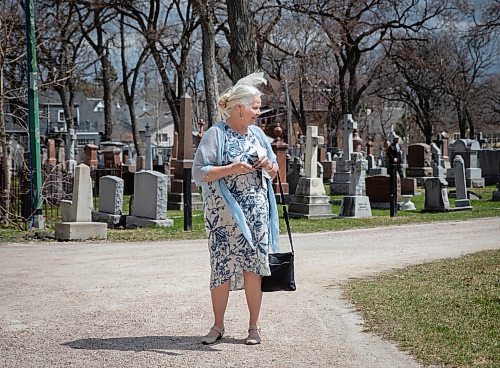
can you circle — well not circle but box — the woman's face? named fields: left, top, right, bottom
left=237, top=96, right=261, bottom=125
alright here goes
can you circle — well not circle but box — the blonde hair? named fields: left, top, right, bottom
left=217, top=72, right=267, bottom=118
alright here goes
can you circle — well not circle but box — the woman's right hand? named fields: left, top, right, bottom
left=230, top=161, right=254, bottom=175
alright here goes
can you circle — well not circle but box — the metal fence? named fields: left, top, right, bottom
left=0, top=160, right=123, bottom=228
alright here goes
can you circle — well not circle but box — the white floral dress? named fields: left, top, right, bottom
left=204, top=124, right=271, bottom=291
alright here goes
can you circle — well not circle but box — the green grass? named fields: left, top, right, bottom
left=345, top=249, right=500, bottom=368
left=1, top=185, right=498, bottom=243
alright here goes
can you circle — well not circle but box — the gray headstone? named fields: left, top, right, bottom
left=98, top=176, right=124, bottom=215
left=287, top=157, right=303, bottom=195
left=453, top=155, right=471, bottom=208
left=424, top=177, right=450, bottom=211
left=132, top=170, right=168, bottom=220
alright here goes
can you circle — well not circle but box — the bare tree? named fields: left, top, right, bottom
left=76, top=1, right=118, bottom=142
left=226, top=0, right=258, bottom=82
left=0, top=1, right=26, bottom=224
left=439, top=9, right=498, bottom=138
left=381, top=37, right=448, bottom=144
left=192, top=0, right=219, bottom=126
left=289, top=0, right=453, bottom=119
left=119, top=14, right=150, bottom=155
left=113, top=0, right=200, bottom=133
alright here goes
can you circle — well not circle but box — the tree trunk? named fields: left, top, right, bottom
left=193, top=0, right=219, bottom=126
left=226, top=0, right=257, bottom=82
left=55, top=86, right=76, bottom=163
left=0, top=67, right=11, bottom=224
left=456, top=101, right=468, bottom=139
left=150, top=48, right=180, bottom=133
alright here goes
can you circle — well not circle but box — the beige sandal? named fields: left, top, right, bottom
left=245, top=325, right=261, bottom=345
left=201, top=325, right=224, bottom=345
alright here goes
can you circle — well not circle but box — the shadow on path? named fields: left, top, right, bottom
left=62, top=336, right=245, bottom=355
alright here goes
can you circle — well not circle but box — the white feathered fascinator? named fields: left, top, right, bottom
left=234, top=71, right=267, bottom=88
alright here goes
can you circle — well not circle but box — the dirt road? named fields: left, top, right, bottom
left=1, top=218, right=498, bottom=368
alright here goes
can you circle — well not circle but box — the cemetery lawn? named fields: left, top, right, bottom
left=0, top=186, right=498, bottom=242
left=345, top=249, right=500, bottom=368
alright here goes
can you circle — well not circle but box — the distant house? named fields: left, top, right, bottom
left=111, top=99, right=174, bottom=162
left=5, top=91, right=178, bottom=163
left=5, top=91, right=106, bottom=150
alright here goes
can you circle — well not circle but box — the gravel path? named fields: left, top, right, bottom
left=0, top=218, right=498, bottom=368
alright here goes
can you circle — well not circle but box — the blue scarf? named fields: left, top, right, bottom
left=211, top=121, right=280, bottom=253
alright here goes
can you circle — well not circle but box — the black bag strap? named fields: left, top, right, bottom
left=276, top=171, right=294, bottom=253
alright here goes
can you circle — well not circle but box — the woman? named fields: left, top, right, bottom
left=193, top=72, right=280, bottom=345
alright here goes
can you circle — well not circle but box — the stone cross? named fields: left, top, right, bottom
left=303, top=126, right=324, bottom=178
left=342, top=114, right=356, bottom=164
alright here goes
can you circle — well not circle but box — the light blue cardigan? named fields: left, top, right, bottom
left=193, top=121, right=280, bottom=253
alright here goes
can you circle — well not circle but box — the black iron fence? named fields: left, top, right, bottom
left=0, top=160, right=123, bottom=228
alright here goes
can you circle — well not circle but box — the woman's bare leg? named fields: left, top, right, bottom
left=243, top=271, right=263, bottom=327
left=210, top=280, right=230, bottom=331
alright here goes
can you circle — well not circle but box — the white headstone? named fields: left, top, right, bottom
left=304, top=126, right=324, bottom=178
left=60, top=164, right=93, bottom=222
left=348, top=152, right=367, bottom=196
left=342, top=114, right=356, bottom=164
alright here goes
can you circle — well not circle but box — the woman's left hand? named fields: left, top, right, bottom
left=253, top=157, right=273, bottom=172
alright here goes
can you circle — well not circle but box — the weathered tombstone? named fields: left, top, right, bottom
left=406, top=143, right=433, bottom=184
left=400, top=195, right=416, bottom=211
left=369, top=167, right=387, bottom=176
left=145, top=124, right=153, bottom=170
left=492, top=160, right=500, bottom=201
left=453, top=155, right=472, bottom=209
left=401, top=177, right=417, bottom=195
left=477, top=149, right=500, bottom=185
left=126, top=170, right=174, bottom=227
left=431, top=143, right=447, bottom=183
left=271, top=124, right=289, bottom=196
left=103, top=147, right=122, bottom=169
left=320, top=151, right=336, bottom=183
left=55, top=164, right=108, bottom=240
left=366, top=175, right=401, bottom=209
left=339, top=152, right=372, bottom=217
left=448, top=139, right=484, bottom=187
left=56, top=138, right=65, bottom=164
left=287, top=157, right=303, bottom=195
left=84, top=144, right=99, bottom=168
left=136, top=156, right=146, bottom=171
left=424, top=177, right=450, bottom=211
left=65, top=128, right=77, bottom=174
left=47, top=138, right=57, bottom=166
left=352, top=129, right=363, bottom=153
left=168, top=94, right=203, bottom=210
left=288, top=126, right=334, bottom=218
left=92, top=176, right=125, bottom=227
left=330, top=114, right=355, bottom=195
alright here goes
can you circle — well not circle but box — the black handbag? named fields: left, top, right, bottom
left=261, top=172, right=296, bottom=292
